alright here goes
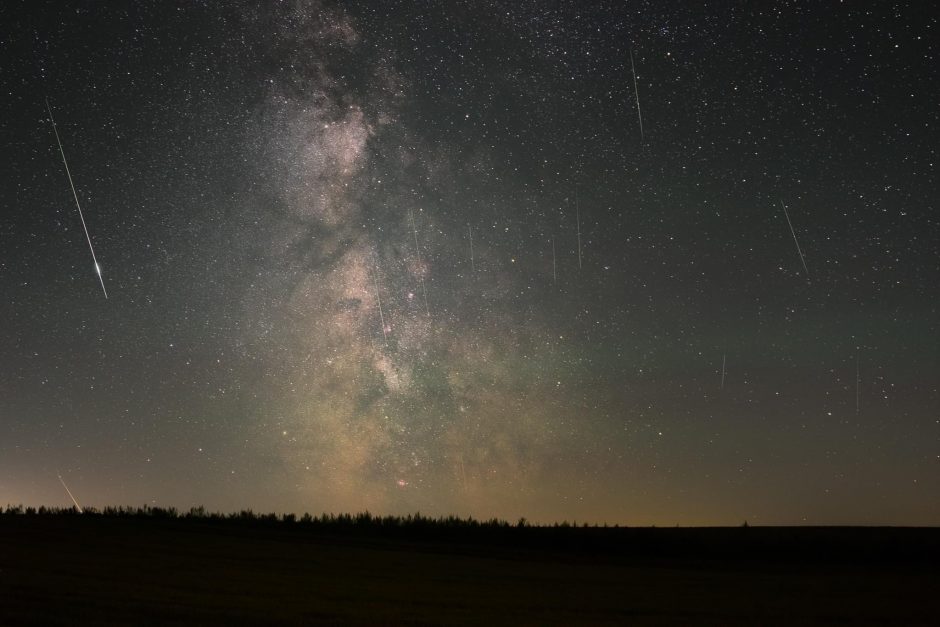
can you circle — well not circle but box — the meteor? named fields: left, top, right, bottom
left=551, top=235, right=556, bottom=284
left=45, top=98, right=108, bottom=299
left=721, top=353, right=726, bottom=389
left=409, top=209, right=430, bottom=317
left=371, top=259, right=388, bottom=346
left=855, top=348, right=860, bottom=415
left=780, top=199, right=809, bottom=278
left=575, top=195, right=582, bottom=270
left=468, top=226, right=475, bottom=272
left=57, top=473, right=84, bottom=513
left=630, top=49, right=644, bottom=142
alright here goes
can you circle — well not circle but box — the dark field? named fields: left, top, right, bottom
left=1, top=514, right=937, bottom=626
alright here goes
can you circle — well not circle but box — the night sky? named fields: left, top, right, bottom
left=1, top=1, right=937, bottom=525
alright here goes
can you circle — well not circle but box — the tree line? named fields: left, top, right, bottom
left=0, top=504, right=608, bottom=530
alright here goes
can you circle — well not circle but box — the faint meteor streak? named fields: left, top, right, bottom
left=371, top=259, right=388, bottom=346
left=468, top=226, right=475, bottom=272
left=57, top=473, right=83, bottom=513
left=551, top=236, right=557, bottom=284
left=779, top=199, right=809, bottom=278
left=575, top=196, right=582, bottom=270
left=45, top=98, right=108, bottom=299
left=630, top=49, right=644, bottom=142
left=855, top=348, right=860, bottom=415
left=409, top=209, right=430, bottom=317
left=721, top=353, right=726, bottom=389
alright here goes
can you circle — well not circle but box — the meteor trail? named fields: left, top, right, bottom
left=855, top=348, right=860, bottom=415
left=57, top=473, right=83, bottom=513
left=721, top=353, right=726, bottom=389
left=371, top=259, right=388, bottom=346
left=468, top=226, right=475, bottom=272
left=551, top=236, right=556, bottom=284
left=780, top=199, right=809, bottom=278
left=575, top=196, right=582, bottom=270
left=630, top=49, right=644, bottom=142
left=409, top=209, right=430, bottom=316
left=45, top=99, right=108, bottom=299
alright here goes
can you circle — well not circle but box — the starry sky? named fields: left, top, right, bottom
left=1, top=1, right=937, bottom=525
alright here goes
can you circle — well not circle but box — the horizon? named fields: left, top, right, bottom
left=1, top=2, right=937, bottom=527
left=4, top=504, right=939, bottom=529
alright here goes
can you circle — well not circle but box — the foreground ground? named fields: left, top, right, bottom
left=0, top=515, right=937, bottom=625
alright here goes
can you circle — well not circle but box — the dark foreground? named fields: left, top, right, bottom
left=1, top=515, right=937, bottom=626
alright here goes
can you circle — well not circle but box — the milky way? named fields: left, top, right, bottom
left=215, top=3, right=574, bottom=517
left=1, top=1, right=936, bottom=524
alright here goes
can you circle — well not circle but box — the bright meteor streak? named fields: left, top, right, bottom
left=45, top=98, right=108, bottom=299
left=57, top=473, right=84, bottom=513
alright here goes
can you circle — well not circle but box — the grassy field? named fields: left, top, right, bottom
left=1, top=514, right=937, bottom=625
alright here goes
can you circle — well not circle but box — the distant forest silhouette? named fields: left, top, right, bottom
left=2, top=504, right=937, bottom=565
left=1, top=504, right=584, bottom=529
